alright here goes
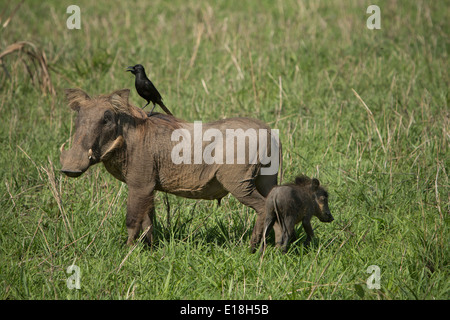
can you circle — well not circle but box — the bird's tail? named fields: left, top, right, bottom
left=158, top=101, right=173, bottom=116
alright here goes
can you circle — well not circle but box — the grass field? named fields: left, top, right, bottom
left=0, top=0, right=448, bottom=300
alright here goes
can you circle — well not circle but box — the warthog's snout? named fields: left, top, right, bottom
left=60, top=142, right=91, bottom=178
left=60, top=169, right=84, bottom=177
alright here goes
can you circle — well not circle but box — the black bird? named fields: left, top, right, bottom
left=126, top=64, right=173, bottom=115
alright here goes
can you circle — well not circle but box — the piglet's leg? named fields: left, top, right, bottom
left=280, top=221, right=297, bottom=253
left=302, top=218, right=314, bottom=247
left=273, top=222, right=283, bottom=247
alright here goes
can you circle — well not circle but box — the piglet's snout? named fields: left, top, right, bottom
left=327, top=212, right=334, bottom=222
left=323, top=210, right=334, bottom=222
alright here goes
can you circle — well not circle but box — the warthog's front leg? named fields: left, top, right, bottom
left=126, top=186, right=155, bottom=246
left=302, top=218, right=314, bottom=247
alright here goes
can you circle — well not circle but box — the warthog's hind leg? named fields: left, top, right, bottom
left=222, top=183, right=266, bottom=253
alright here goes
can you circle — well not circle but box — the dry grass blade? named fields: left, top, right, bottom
left=0, top=0, right=24, bottom=29
left=84, top=183, right=125, bottom=252
left=185, top=23, right=204, bottom=79
left=0, top=41, right=55, bottom=96
left=117, top=226, right=152, bottom=273
left=307, top=235, right=350, bottom=299
left=352, top=88, right=386, bottom=153
left=42, top=157, right=75, bottom=241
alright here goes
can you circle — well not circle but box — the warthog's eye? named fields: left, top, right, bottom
left=103, top=110, right=114, bottom=125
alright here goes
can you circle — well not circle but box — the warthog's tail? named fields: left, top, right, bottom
left=278, top=141, right=283, bottom=184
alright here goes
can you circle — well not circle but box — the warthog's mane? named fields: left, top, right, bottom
left=108, top=93, right=148, bottom=120
left=65, top=88, right=185, bottom=134
left=106, top=93, right=185, bottom=130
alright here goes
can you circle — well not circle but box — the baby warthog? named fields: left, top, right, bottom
left=262, top=176, right=334, bottom=252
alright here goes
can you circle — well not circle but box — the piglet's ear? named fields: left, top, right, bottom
left=311, top=178, right=320, bottom=191
left=65, top=88, right=90, bottom=112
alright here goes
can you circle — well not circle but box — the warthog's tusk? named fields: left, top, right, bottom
left=100, top=136, right=124, bottom=161
left=88, top=149, right=93, bottom=160
left=60, top=142, right=66, bottom=153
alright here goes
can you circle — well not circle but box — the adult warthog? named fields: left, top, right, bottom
left=60, top=88, right=282, bottom=252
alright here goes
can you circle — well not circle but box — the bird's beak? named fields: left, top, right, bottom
left=126, top=66, right=134, bottom=72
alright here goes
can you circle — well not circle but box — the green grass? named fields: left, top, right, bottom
left=0, top=0, right=448, bottom=300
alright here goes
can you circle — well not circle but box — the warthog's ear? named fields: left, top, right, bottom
left=65, top=88, right=90, bottom=112
left=110, top=89, right=130, bottom=104
left=311, top=178, right=320, bottom=191
left=109, top=89, right=131, bottom=113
